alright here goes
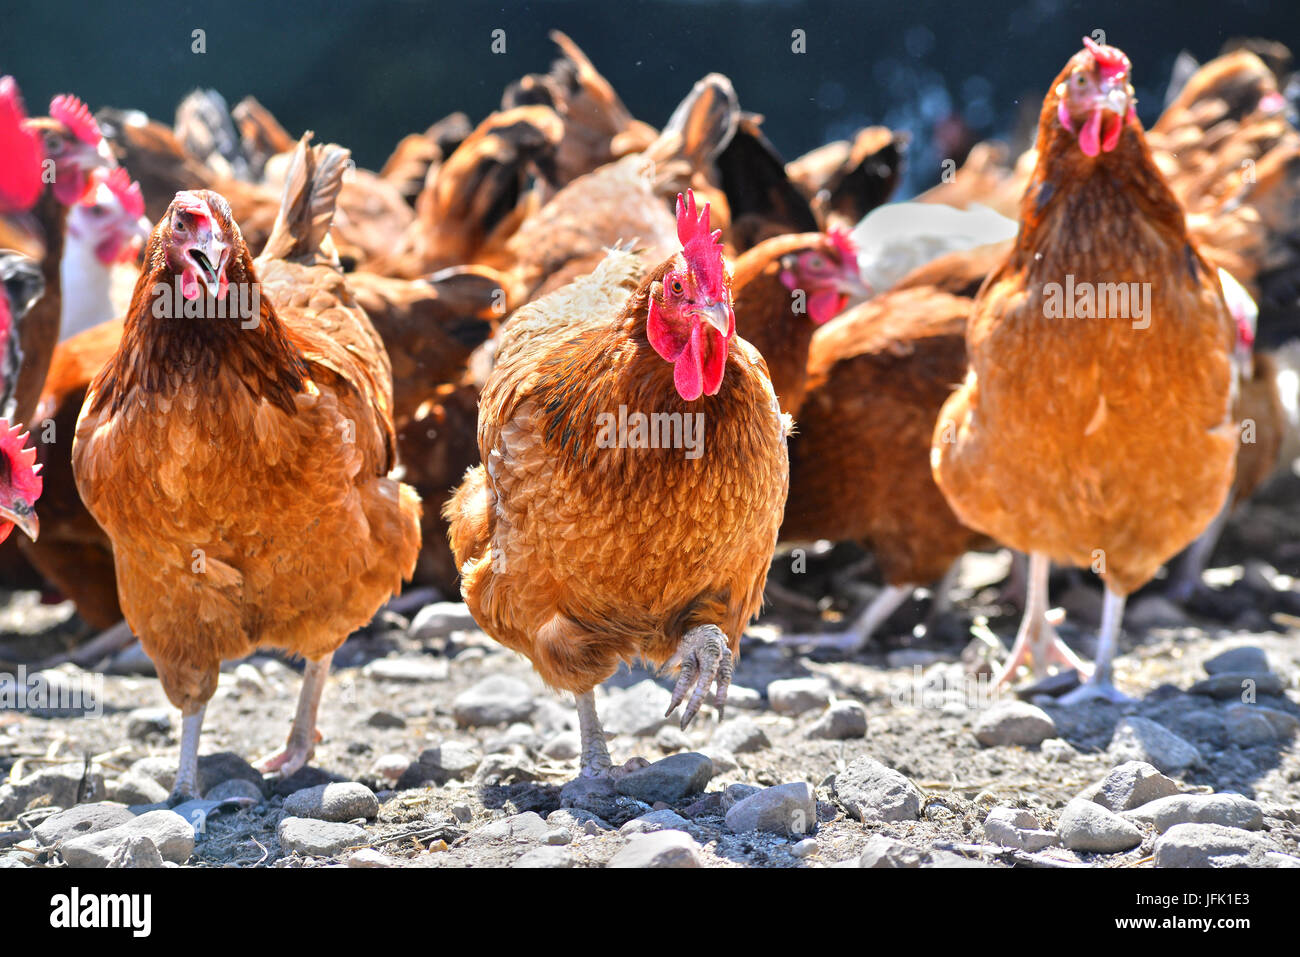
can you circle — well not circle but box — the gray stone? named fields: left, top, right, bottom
left=283, top=782, right=379, bottom=822
left=1204, top=646, right=1271, bottom=676
left=452, top=676, right=535, bottom=727
left=1041, top=738, right=1078, bottom=763
left=724, top=782, right=817, bottom=837
left=1154, top=823, right=1271, bottom=867
left=204, top=778, right=265, bottom=804
left=1057, top=798, right=1143, bottom=853
left=233, top=663, right=267, bottom=695
left=726, top=685, right=764, bottom=711
left=1189, top=672, right=1285, bottom=699
left=654, top=726, right=691, bottom=753
left=833, top=756, right=923, bottom=823
left=33, top=803, right=134, bottom=846
left=620, top=809, right=691, bottom=835
left=484, top=723, right=538, bottom=755
left=541, top=732, right=581, bottom=761
left=370, top=753, right=412, bottom=784
left=791, top=838, right=818, bottom=859
left=1108, top=717, right=1201, bottom=773
left=513, top=845, right=574, bottom=868
left=196, top=753, right=265, bottom=796
left=766, top=678, right=832, bottom=716
left=1124, top=793, right=1264, bottom=833
left=544, top=827, right=573, bottom=845
left=608, top=830, right=701, bottom=868
left=1080, top=761, right=1182, bottom=812
left=277, top=817, right=368, bottom=857
left=559, top=775, right=650, bottom=827
left=720, top=783, right=762, bottom=811
left=472, top=751, right=536, bottom=786
left=546, top=808, right=612, bottom=832
left=366, top=709, right=407, bottom=729
left=1229, top=704, right=1299, bottom=738
left=61, top=810, right=195, bottom=867
left=348, top=848, right=396, bottom=868
left=106, top=835, right=166, bottom=869
left=602, top=680, right=673, bottom=737
left=364, top=657, right=449, bottom=683
left=126, top=707, right=173, bottom=740
left=107, top=773, right=170, bottom=807
left=1225, top=708, right=1277, bottom=746
left=398, top=742, right=483, bottom=787
left=701, top=749, right=739, bottom=774
left=127, top=757, right=176, bottom=791
left=973, top=700, right=1057, bottom=748
left=614, top=752, right=714, bottom=804
left=983, top=806, right=1058, bottom=852
left=409, top=601, right=478, bottom=639
left=858, top=835, right=986, bottom=868
left=807, top=701, right=868, bottom=740
left=0, top=764, right=105, bottom=817
left=710, top=717, right=770, bottom=754
left=471, top=811, right=552, bottom=844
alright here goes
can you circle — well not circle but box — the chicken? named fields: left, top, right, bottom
left=931, top=39, right=1238, bottom=702
left=446, top=192, right=788, bottom=778
left=787, top=126, right=908, bottom=230
left=72, top=138, right=421, bottom=801
left=730, top=229, right=865, bottom=417
left=377, top=112, right=471, bottom=206
left=0, top=251, right=46, bottom=547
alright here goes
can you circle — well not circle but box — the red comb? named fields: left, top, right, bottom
left=0, top=77, right=44, bottom=213
left=0, top=420, right=42, bottom=503
left=1082, top=37, right=1130, bottom=80
left=49, top=93, right=101, bottom=146
left=101, top=167, right=144, bottom=219
left=827, top=227, right=858, bottom=264
left=675, top=190, right=726, bottom=301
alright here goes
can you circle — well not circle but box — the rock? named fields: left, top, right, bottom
left=61, top=810, right=195, bottom=867
left=348, top=848, right=396, bottom=868
left=1079, top=762, right=1182, bottom=812
left=1124, top=793, right=1264, bottom=833
left=614, top=753, right=714, bottom=804
left=471, top=811, right=552, bottom=844
left=0, top=764, right=105, bottom=818
left=126, top=707, right=172, bottom=740
left=1108, top=717, right=1201, bottom=773
left=1041, top=738, right=1078, bottom=763
left=1204, top=646, right=1271, bottom=676
left=513, top=846, right=574, bottom=868
left=283, top=782, right=380, bottom=822
left=654, top=726, right=691, bottom=753
left=127, top=757, right=176, bottom=791
left=363, top=657, right=449, bottom=683
left=483, top=723, right=537, bottom=755
left=602, top=680, right=673, bottom=736
left=1225, top=707, right=1277, bottom=746
left=807, top=701, right=868, bottom=740
left=833, top=757, right=922, bottom=823
left=559, top=775, right=650, bottom=826
left=196, top=753, right=265, bottom=796
left=857, top=835, right=985, bottom=868
left=105, top=835, right=165, bottom=869
left=541, top=732, right=581, bottom=761
left=700, top=749, right=739, bottom=775
left=726, top=685, right=764, bottom=710
left=608, top=830, right=702, bottom=868
left=452, top=676, right=535, bottom=727
left=724, top=782, right=817, bottom=837
left=983, top=806, right=1058, bottom=852
left=1229, top=704, right=1299, bottom=738
left=720, top=783, right=762, bottom=810
left=107, top=773, right=170, bottom=806
left=973, top=700, right=1057, bottom=748
left=709, top=717, right=770, bottom=754
left=369, top=753, right=412, bottom=784
left=1189, top=672, right=1285, bottom=699
left=471, top=751, right=536, bottom=786
left=766, top=678, right=832, bottom=716
left=1154, top=823, right=1272, bottom=867
left=233, top=663, right=267, bottom=695
left=398, top=742, right=483, bottom=787
left=547, top=808, right=612, bottom=832
left=277, top=817, right=368, bottom=857
left=791, top=838, right=818, bottom=859
left=1124, top=596, right=1189, bottom=629
left=544, top=827, right=572, bottom=845
left=450, top=803, right=475, bottom=823
left=366, top=709, right=407, bottom=729
left=203, top=778, right=264, bottom=803
left=1057, top=798, right=1143, bottom=853
left=409, top=601, right=478, bottom=639
left=33, top=803, right=135, bottom=846
left=619, top=809, right=691, bottom=835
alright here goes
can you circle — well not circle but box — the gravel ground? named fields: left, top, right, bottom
left=2, top=476, right=1300, bottom=870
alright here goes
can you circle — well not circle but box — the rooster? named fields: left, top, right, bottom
left=932, top=39, right=1238, bottom=703
left=72, top=138, right=421, bottom=801
left=446, top=192, right=789, bottom=778
left=0, top=252, right=45, bottom=546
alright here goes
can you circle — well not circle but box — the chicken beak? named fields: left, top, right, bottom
left=694, top=301, right=732, bottom=337
left=188, top=233, right=229, bottom=298
left=836, top=272, right=872, bottom=300
left=0, top=498, right=38, bottom=542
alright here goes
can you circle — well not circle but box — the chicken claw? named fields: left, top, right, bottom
left=665, top=624, right=734, bottom=729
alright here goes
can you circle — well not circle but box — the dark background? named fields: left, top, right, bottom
left=3, top=0, right=1297, bottom=195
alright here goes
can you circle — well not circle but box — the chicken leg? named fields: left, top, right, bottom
left=1058, top=585, right=1132, bottom=704
left=665, top=624, right=734, bottom=729
left=255, top=651, right=333, bottom=776
left=992, top=552, right=1092, bottom=689
left=779, top=583, right=912, bottom=655
left=575, top=690, right=650, bottom=779
left=170, top=704, right=207, bottom=805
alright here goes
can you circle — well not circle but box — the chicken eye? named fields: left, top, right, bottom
left=1073, top=73, right=1089, bottom=88
left=669, top=278, right=684, bottom=295
left=807, top=255, right=826, bottom=270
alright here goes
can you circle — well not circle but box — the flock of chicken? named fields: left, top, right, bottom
left=0, top=32, right=1298, bottom=802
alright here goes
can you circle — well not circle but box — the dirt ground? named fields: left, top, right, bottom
left=1, top=474, right=1299, bottom=869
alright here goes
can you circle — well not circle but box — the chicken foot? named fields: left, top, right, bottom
left=170, top=704, right=208, bottom=805
left=575, top=691, right=649, bottom=779
left=255, top=651, right=333, bottom=777
left=664, top=624, right=734, bottom=729
left=992, top=552, right=1092, bottom=689
left=779, top=583, right=912, bottom=655
left=1058, top=585, right=1132, bottom=704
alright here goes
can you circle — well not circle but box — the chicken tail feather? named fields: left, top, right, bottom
left=262, top=132, right=351, bottom=266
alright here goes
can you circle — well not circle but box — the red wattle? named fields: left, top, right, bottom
left=1101, top=111, right=1123, bottom=152
left=673, top=326, right=704, bottom=401
left=1079, top=108, right=1103, bottom=157
left=808, top=290, right=847, bottom=324
left=181, top=267, right=200, bottom=301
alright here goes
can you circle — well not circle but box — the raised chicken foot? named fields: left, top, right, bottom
left=664, top=624, right=734, bottom=730
left=255, top=652, right=333, bottom=777
left=575, top=691, right=649, bottom=779
left=779, top=584, right=912, bottom=656
left=168, top=704, right=208, bottom=805
left=993, top=552, right=1092, bottom=690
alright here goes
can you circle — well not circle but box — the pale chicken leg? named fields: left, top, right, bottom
left=779, top=583, right=912, bottom=654
left=255, top=651, right=334, bottom=776
left=992, top=552, right=1092, bottom=688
